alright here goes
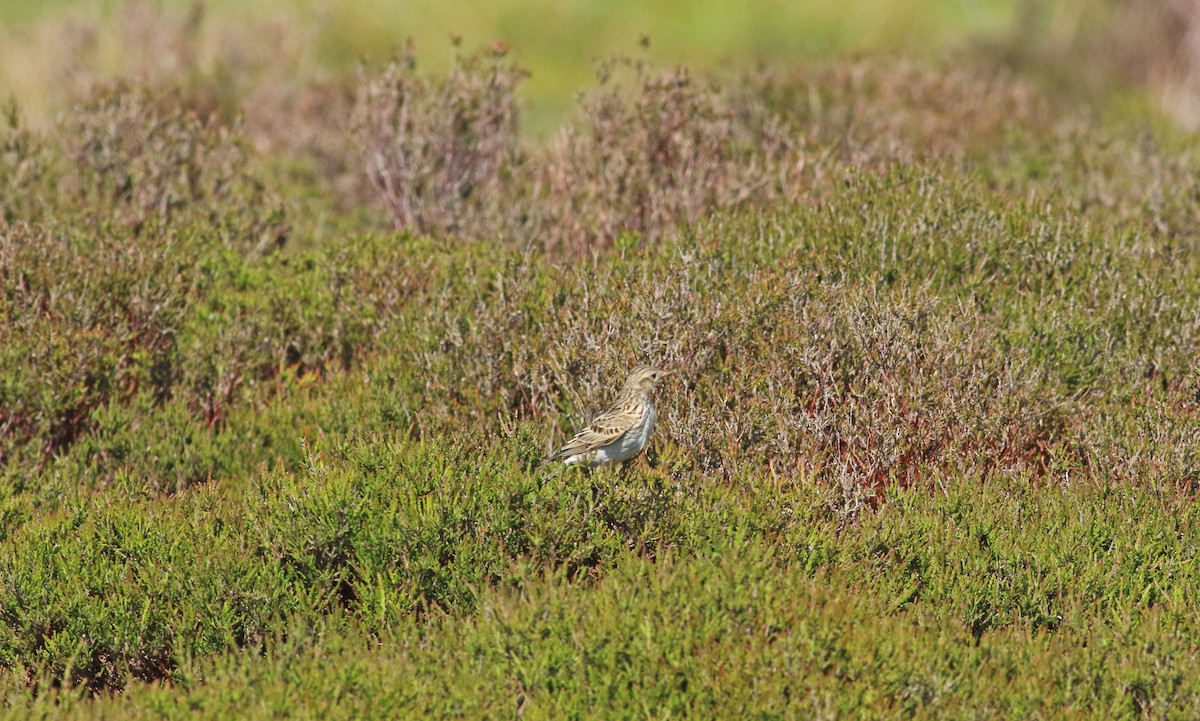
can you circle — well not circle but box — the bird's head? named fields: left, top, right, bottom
left=623, top=365, right=673, bottom=395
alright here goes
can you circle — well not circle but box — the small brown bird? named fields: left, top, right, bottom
left=548, top=365, right=673, bottom=467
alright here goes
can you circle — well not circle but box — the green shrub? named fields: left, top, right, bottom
left=535, top=58, right=800, bottom=254
left=6, top=465, right=1200, bottom=716
left=0, top=222, right=191, bottom=468
left=352, top=44, right=527, bottom=237
left=5, top=35, right=1200, bottom=716
left=0, top=212, right=423, bottom=489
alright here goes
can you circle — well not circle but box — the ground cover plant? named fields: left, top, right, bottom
left=3, top=1, right=1200, bottom=718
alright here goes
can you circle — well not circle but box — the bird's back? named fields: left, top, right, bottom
left=557, top=395, right=655, bottom=467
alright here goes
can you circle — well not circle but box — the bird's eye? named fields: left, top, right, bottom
left=651, top=373, right=658, bottom=379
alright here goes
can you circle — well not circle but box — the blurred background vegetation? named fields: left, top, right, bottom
left=2, top=0, right=1197, bottom=135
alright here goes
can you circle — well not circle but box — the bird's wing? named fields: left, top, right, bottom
left=550, top=398, right=642, bottom=460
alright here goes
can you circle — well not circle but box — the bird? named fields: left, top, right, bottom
left=546, top=365, right=673, bottom=468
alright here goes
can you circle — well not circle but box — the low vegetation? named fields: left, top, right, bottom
left=1, top=2, right=1200, bottom=718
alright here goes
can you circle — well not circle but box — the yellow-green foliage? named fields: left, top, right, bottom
left=4, top=444, right=1200, bottom=718
left=2, top=17, right=1200, bottom=719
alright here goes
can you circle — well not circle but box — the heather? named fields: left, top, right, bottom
left=2, top=2, right=1200, bottom=718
